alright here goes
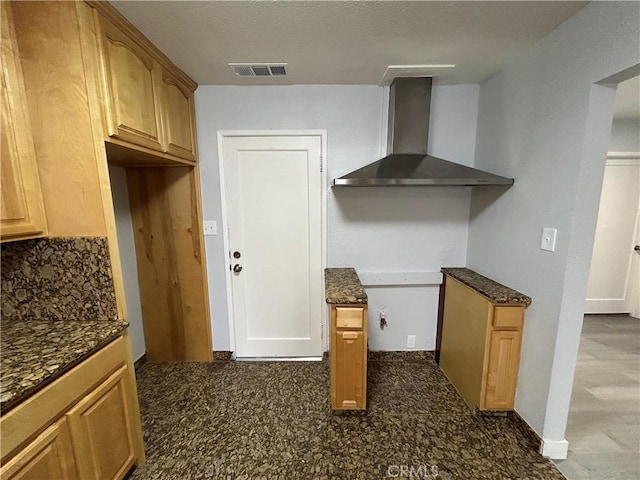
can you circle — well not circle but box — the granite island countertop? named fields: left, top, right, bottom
left=325, top=268, right=367, bottom=304
left=0, top=318, right=129, bottom=412
left=442, top=267, right=531, bottom=306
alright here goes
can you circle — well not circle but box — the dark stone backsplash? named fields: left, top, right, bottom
left=1, top=237, right=117, bottom=321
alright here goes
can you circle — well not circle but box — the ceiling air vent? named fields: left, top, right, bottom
left=229, top=63, right=287, bottom=77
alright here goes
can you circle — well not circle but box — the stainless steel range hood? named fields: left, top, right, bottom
left=333, top=77, right=514, bottom=187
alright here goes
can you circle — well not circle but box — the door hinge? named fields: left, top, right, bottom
left=320, top=152, right=323, bottom=173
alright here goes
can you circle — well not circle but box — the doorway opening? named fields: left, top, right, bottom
left=109, top=162, right=213, bottom=363
left=555, top=75, right=640, bottom=479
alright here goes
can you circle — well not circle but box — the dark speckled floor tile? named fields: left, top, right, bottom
left=129, top=356, right=564, bottom=480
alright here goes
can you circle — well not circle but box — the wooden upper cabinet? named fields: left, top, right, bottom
left=159, top=68, right=197, bottom=161
left=92, top=6, right=198, bottom=164
left=0, top=2, right=46, bottom=242
left=95, top=13, right=164, bottom=152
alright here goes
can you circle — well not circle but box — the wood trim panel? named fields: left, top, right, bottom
left=0, top=336, right=126, bottom=461
left=121, top=330, right=145, bottom=464
left=435, top=275, right=446, bottom=364
left=75, top=0, right=128, bottom=319
left=439, top=277, right=491, bottom=410
left=105, top=139, right=196, bottom=167
left=127, top=167, right=212, bottom=361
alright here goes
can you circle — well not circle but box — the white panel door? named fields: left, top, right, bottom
left=586, top=159, right=640, bottom=314
left=222, top=134, right=323, bottom=357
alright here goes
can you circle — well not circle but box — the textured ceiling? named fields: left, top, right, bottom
left=112, top=1, right=587, bottom=86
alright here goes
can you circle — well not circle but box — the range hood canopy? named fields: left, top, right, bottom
left=333, top=77, right=514, bottom=187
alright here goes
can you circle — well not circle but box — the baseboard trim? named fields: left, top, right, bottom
left=540, top=438, right=569, bottom=459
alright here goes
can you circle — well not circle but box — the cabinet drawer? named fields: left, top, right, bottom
left=335, top=307, right=364, bottom=329
left=492, top=306, right=523, bottom=329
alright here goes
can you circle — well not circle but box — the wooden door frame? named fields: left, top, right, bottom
left=217, top=130, right=328, bottom=356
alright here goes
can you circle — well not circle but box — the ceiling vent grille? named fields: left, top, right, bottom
left=229, top=63, right=287, bottom=77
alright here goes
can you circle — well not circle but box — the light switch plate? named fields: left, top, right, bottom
left=540, top=227, right=557, bottom=252
left=203, top=220, right=217, bottom=236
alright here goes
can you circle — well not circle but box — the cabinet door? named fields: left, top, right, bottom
left=331, top=330, right=367, bottom=410
left=0, top=3, right=46, bottom=241
left=483, top=330, right=522, bottom=410
left=96, top=14, right=163, bottom=152
left=0, top=419, right=77, bottom=480
left=160, top=68, right=197, bottom=161
left=66, top=366, right=135, bottom=480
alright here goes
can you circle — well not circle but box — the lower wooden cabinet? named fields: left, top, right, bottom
left=0, top=419, right=77, bottom=480
left=0, top=333, right=144, bottom=480
left=67, top=366, right=136, bottom=480
left=331, top=305, right=368, bottom=410
left=439, top=276, right=526, bottom=411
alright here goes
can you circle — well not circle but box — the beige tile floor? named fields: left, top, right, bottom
left=554, top=315, right=640, bottom=480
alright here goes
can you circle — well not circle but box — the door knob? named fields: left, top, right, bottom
left=635, top=245, right=640, bottom=252
left=233, top=264, right=243, bottom=273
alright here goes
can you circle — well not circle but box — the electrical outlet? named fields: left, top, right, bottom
left=540, top=227, right=557, bottom=252
left=379, top=310, right=387, bottom=329
left=203, top=220, right=217, bottom=236
left=407, top=335, right=416, bottom=349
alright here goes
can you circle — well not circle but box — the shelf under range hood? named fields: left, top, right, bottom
left=333, top=154, right=514, bottom=187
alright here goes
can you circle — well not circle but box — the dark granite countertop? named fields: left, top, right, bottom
left=325, top=268, right=367, bottom=304
left=0, top=318, right=128, bottom=412
left=442, top=267, right=531, bottom=307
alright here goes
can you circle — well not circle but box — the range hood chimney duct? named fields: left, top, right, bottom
left=333, top=77, right=514, bottom=187
left=387, top=77, right=432, bottom=155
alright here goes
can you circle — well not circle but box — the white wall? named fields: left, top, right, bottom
left=466, top=1, right=640, bottom=455
left=109, top=165, right=147, bottom=361
left=195, top=84, right=479, bottom=351
left=609, top=119, right=640, bottom=152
